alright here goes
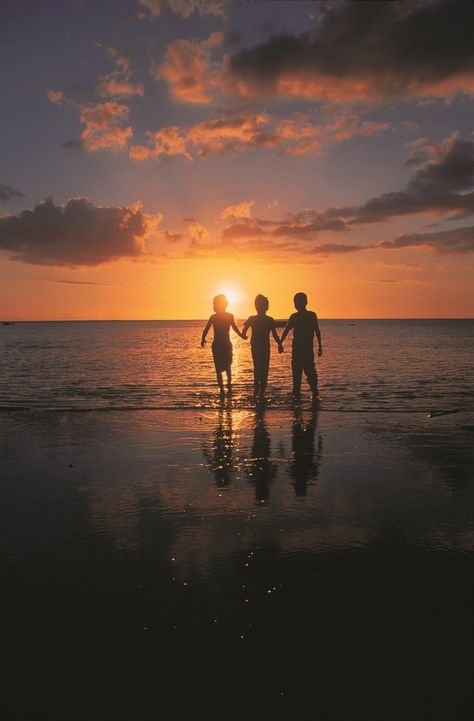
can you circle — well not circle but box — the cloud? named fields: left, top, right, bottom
left=46, top=89, right=63, bottom=104
left=281, top=113, right=391, bottom=155
left=228, top=0, right=474, bottom=103
left=138, top=0, right=161, bottom=14
left=130, top=125, right=192, bottom=160
left=404, top=131, right=461, bottom=166
left=221, top=221, right=267, bottom=240
left=220, top=201, right=254, bottom=220
left=49, top=279, right=110, bottom=286
left=326, top=114, right=392, bottom=142
left=62, top=139, right=85, bottom=151
left=96, top=43, right=130, bottom=73
left=96, top=75, right=143, bottom=99
left=79, top=102, right=132, bottom=151
left=306, top=243, right=364, bottom=255
left=184, top=234, right=294, bottom=260
left=212, top=139, right=474, bottom=257
left=48, top=44, right=143, bottom=107
left=377, top=261, right=424, bottom=270
left=131, top=111, right=392, bottom=161
left=155, top=32, right=224, bottom=104
left=0, top=184, right=24, bottom=202
left=48, top=45, right=142, bottom=151
left=381, top=225, right=474, bottom=254
left=139, top=0, right=228, bottom=19
left=221, top=211, right=347, bottom=243
left=0, top=198, right=162, bottom=267
left=185, top=218, right=209, bottom=243
left=158, top=229, right=183, bottom=243
left=130, top=113, right=269, bottom=160
left=324, top=135, right=474, bottom=224
left=187, top=113, right=275, bottom=155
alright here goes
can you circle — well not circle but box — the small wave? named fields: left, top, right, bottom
left=0, top=403, right=460, bottom=414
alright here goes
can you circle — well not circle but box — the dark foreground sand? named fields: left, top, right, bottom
left=1, top=408, right=473, bottom=719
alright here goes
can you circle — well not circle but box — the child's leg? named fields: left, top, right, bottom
left=252, top=348, right=259, bottom=397
left=260, top=356, right=270, bottom=396
left=212, top=343, right=225, bottom=392
left=256, top=363, right=269, bottom=399
left=226, top=367, right=232, bottom=391
left=302, top=353, right=318, bottom=395
left=291, top=355, right=303, bottom=396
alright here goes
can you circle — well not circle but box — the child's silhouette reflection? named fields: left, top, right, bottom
left=288, top=408, right=322, bottom=496
left=202, top=407, right=234, bottom=487
left=246, top=409, right=278, bottom=502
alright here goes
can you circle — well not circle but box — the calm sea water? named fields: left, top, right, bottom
left=1, top=319, right=473, bottom=412
left=2, top=322, right=474, bottom=717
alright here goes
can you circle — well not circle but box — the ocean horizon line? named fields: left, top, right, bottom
left=2, top=317, right=474, bottom=324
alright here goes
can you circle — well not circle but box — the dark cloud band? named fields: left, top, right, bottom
left=0, top=198, right=155, bottom=267
left=229, top=0, right=474, bottom=101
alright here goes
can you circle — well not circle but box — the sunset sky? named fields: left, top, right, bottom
left=0, top=0, right=473, bottom=319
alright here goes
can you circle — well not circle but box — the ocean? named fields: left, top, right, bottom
left=2, top=319, right=474, bottom=717
left=1, top=319, right=473, bottom=412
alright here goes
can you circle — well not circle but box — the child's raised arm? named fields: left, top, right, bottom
left=230, top=314, right=244, bottom=339
left=201, top=316, right=212, bottom=346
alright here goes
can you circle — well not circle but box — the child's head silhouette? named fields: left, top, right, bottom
left=294, top=292, right=308, bottom=310
left=254, top=294, right=269, bottom=314
left=213, top=294, right=229, bottom=313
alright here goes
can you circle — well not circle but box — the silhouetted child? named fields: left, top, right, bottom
left=242, top=294, right=283, bottom=401
left=280, top=292, right=323, bottom=402
left=201, top=294, right=244, bottom=394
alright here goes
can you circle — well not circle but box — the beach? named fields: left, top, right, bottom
left=2, top=405, right=473, bottom=718
left=3, top=0, right=474, bottom=716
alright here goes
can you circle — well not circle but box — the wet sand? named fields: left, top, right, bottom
left=2, top=407, right=473, bottom=719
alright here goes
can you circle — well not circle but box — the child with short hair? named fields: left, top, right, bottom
left=280, top=292, right=323, bottom=402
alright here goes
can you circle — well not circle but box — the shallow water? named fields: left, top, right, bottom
left=1, top=319, right=473, bottom=412
left=2, top=408, right=473, bottom=718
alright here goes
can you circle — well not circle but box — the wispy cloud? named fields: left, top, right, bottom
left=79, top=102, right=132, bottom=151
left=322, top=135, right=474, bottom=224
left=47, top=43, right=142, bottom=152
left=0, top=184, right=24, bottom=202
left=130, top=111, right=392, bottom=161
left=48, top=279, right=111, bottom=286
left=220, top=201, right=254, bottom=221
left=381, top=225, right=474, bottom=254
left=139, top=0, right=228, bottom=19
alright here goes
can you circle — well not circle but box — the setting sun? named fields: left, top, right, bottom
left=215, top=286, right=241, bottom=310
